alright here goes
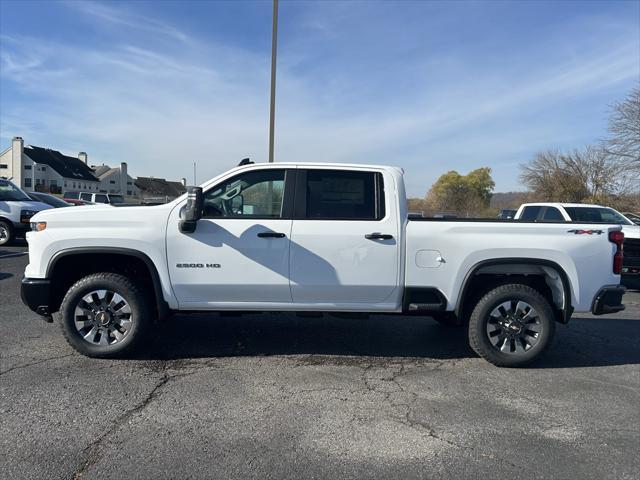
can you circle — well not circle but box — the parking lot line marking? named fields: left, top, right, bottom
left=0, top=252, right=28, bottom=259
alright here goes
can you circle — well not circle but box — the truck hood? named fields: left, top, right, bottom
left=30, top=202, right=174, bottom=226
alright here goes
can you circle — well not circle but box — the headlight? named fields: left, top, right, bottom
left=30, top=221, right=47, bottom=232
left=20, top=209, right=38, bottom=223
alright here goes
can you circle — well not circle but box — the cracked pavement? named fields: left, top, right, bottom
left=1, top=243, right=639, bottom=479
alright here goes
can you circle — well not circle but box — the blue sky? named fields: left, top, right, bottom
left=1, top=0, right=638, bottom=195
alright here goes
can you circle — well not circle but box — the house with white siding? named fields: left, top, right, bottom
left=0, top=137, right=99, bottom=193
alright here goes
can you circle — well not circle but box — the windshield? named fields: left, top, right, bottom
left=564, top=207, right=633, bottom=225
left=0, top=180, right=31, bottom=201
left=31, top=193, right=69, bottom=208
left=109, top=194, right=124, bottom=204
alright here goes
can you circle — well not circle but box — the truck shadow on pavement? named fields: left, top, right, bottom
left=143, top=312, right=640, bottom=368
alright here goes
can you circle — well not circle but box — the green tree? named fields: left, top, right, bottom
left=426, top=167, right=495, bottom=216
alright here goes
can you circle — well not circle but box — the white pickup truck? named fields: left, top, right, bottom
left=515, top=203, right=640, bottom=286
left=21, top=162, right=626, bottom=366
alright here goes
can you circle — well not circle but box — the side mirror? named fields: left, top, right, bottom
left=179, top=187, right=203, bottom=233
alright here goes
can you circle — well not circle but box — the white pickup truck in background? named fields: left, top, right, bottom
left=0, top=179, right=52, bottom=246
left=21, top=162, right=626, bottom=366
left=515, top=203, right=640, bottom=287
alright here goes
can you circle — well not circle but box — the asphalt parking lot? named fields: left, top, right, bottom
left=1, top=242, right=639, bottom=480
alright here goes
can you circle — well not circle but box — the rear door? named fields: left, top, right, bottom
left=289, top=168, right=400, bottom=307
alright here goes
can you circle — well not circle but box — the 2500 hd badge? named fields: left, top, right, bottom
left=176, top=263, right=221, bottom=268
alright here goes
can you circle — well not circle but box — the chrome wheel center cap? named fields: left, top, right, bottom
left=96, top=311, right=111, bottom=326
left=507, top=322, right=522, bottom=334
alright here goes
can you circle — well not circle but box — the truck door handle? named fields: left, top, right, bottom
left=257, top=232, right=286, bottom=238
left=365, top=233, right=393, bottom=240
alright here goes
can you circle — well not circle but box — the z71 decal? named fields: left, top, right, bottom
left=567, top=229, right=604, bottom=235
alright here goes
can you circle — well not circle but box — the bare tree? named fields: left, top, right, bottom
left=519, top=147, right=630, bottom=203
left=606, top=87, right=640, bottom=169
left=519, top=150, right=589, bottom=202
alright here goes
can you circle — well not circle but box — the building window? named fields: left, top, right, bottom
left=0, top=164, right=7, bottom=169
left=127, top=190, right=132, bottom=195
left=127, top=181, right=132, bottom=185
left=24, top=178, right=32, bottom=188
left=24, top=165, right=31, bottom=170
left=40, top=166, right=47, bottom=171
left=50, top=180, right=57, bottom=187
left=73, top=182, right=76, bottom=188
left=110, top=180, right=115, bottom=184
left=64, top=182, right=68, bottom=187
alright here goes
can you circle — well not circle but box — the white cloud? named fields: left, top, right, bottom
left=64, top=0, right=191, bottom=44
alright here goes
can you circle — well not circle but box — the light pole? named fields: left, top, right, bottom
left=268, top=0, right=278, bottom=163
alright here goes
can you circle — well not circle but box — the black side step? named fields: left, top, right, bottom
left=403, top=287, right=448, bottom=313
left=408, top=302, right=446, bottom=312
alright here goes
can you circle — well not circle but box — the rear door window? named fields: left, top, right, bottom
left=80, top=193, right=92, bottom=201
left=520, top=206, right=541, bottom=221
left=298, top=170, right=385, bottom=220
left=542, top=207, right=564, bottom=222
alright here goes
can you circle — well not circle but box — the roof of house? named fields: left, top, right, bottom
left=134, top=177, right=186, bottom=198
left=92, top=165, right=112, bottom=177
left=24, top=146, right=99, bottom=182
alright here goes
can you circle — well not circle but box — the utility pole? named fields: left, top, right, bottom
left=268, top=0, right=278, bottom=163
left=193, top=161, right=197, bottom=185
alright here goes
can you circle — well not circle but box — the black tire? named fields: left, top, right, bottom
left=467, top=283, right=556, bottom=367
left=59, top=273, right=152, bottom=358
left=0, top=219, right=13, bottom=246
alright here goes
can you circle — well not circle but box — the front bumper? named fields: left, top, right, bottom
left=591, top=285, right=626, bottom=315
left=21, top=277, right=53, bottom=321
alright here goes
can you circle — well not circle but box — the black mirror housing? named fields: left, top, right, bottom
left=179, top=187, right=203, bottom=233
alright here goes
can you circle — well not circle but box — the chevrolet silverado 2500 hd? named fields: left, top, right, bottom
left=21, top=163, right=626, bottom=366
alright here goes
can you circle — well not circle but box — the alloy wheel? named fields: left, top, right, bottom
left=73, top=289, right=133, bottom=346
left=485, top=300, right=542, bottom=354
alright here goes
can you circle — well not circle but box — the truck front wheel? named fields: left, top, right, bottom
left=59, top=273, right=152, bottom=358
left=0, top=220, right=13, bottom=246
left=467, top=283, right=556, bottom=367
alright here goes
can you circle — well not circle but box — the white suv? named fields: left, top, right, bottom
left=0, top=179, right=52, bottom=245
left=64, top=191, right=125, bottom=205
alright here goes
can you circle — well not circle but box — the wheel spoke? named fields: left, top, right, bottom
left=83, top=327, right=99, bottom=342
left=112, top=328, right=125, bottom=342
left=117, top=318, right=132, bottom=331
left=74, top=319, right=93, bottom=330
left=98, top=328, right=110, bottom=345
left=104, top=290, right=115, bottom=306
left=500, top=338, right=512, bottom=353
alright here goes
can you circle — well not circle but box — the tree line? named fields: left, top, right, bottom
left=409, top=87, right=640, bottom=216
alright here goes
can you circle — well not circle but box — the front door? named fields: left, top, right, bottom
left=166, top=168, right=294, bottom=308
left=289, top=168, right=400, bottom=308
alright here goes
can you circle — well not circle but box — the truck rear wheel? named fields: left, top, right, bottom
left=467, top=283, right=555, bottom=367
left=59, top=273, right=152, bottom=358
